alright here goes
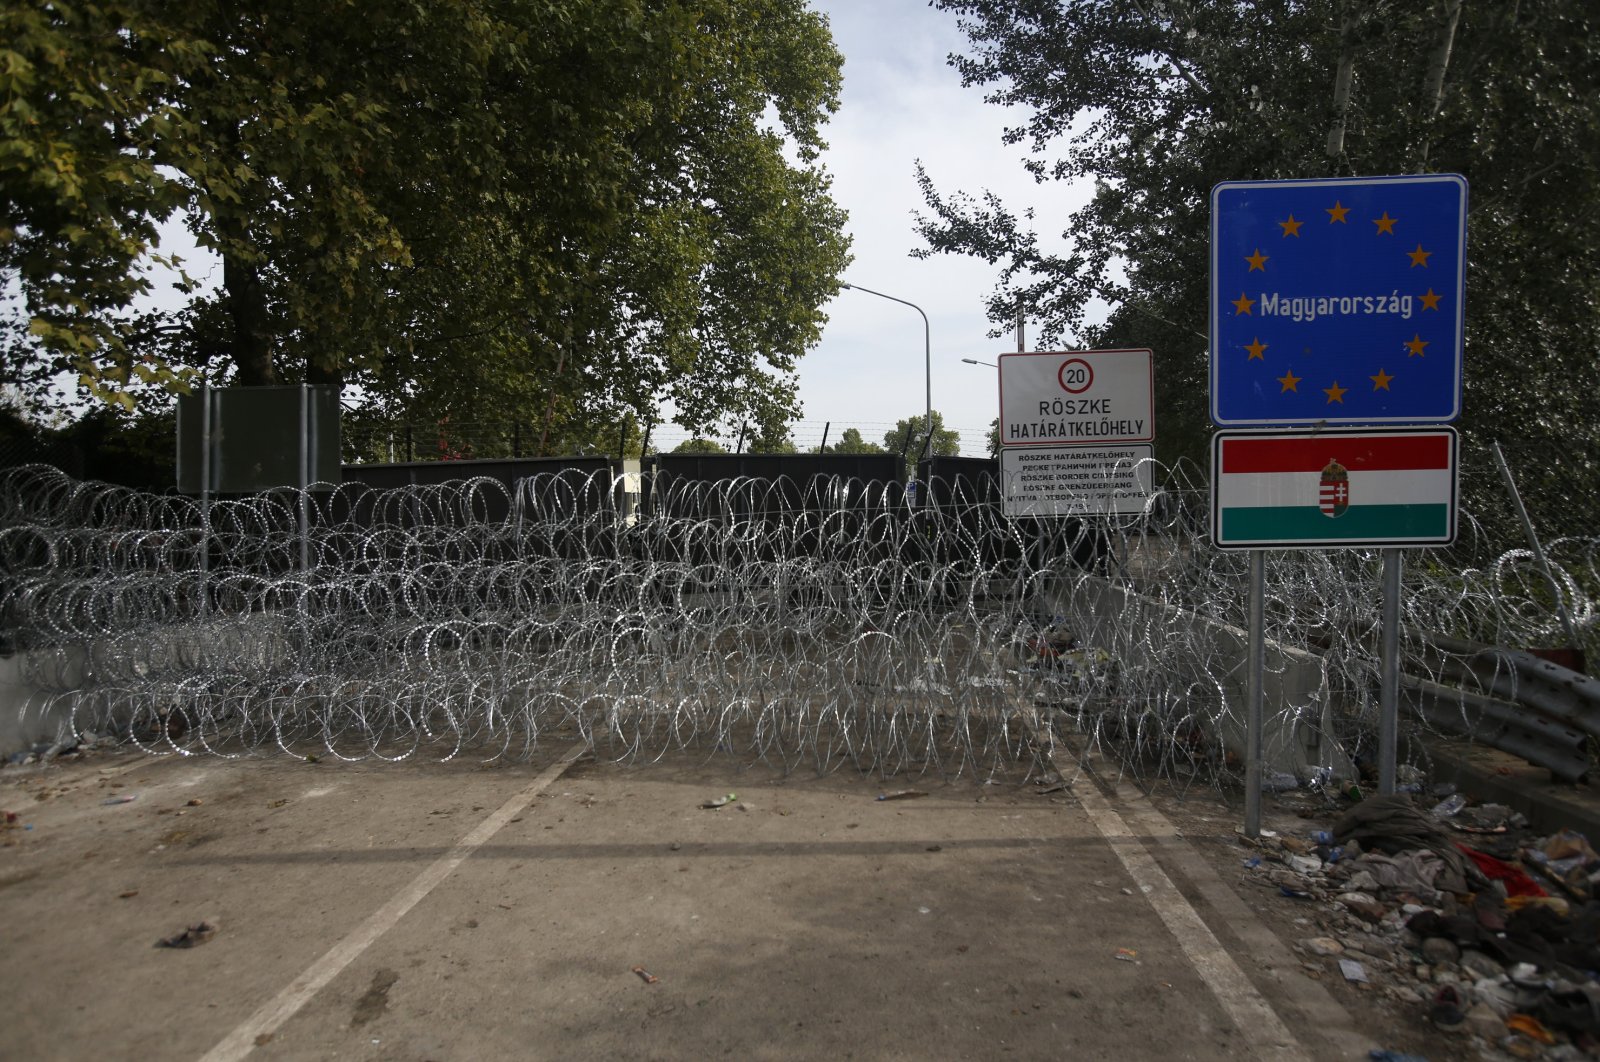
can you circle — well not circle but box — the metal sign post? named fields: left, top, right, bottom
left=199, top=382, right=212, bottom=620
left=1245, top=551, right=1265, bottom=837
left=1379, top=549, right=1402, bottom=794
left=299, top=382, right=311, bottom=574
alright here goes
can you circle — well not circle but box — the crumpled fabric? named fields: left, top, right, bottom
left=1333, top=794, right=1478, bottom=894
left=1346, top=849, right=1461, bottom=902
left=1459, top=843, right=1549, bottom=898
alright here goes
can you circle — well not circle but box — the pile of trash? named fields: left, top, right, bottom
left=1244, top=792, right=1600, bottom=1059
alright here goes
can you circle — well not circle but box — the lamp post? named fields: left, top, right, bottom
left=961, top=357, right=997, bottom=369
left=841, top=282, right=931, bottom=462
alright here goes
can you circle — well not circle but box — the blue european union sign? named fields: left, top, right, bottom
left=1210, top=174, right=1466, bottom=426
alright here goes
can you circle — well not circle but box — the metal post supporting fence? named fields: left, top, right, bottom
left=818, top=422, right=830, bottom=453
left=199, top=382, right=212, bottom=619
left=1379, top=548, right=1402, bottom=795
left=1493, top=440, right=1583, bottom=652
left=1245, top=550, right=1265, bottom=838
left=298, top=383, right=310, bottom=574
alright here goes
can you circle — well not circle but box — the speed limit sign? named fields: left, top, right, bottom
left=996, top=349, right=1154, bottom=447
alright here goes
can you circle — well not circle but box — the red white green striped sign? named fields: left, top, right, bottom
left=1211, top=428, right=1457, bottom=548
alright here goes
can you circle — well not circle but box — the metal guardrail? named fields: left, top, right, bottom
left=1404, top=629, right=1600, bottom=782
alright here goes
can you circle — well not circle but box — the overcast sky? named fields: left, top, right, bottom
left=788, top=0, right=1091, bottom=456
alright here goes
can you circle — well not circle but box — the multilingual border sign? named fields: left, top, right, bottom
left=1000, top=444, right=1154, bottom=517
left=993, top=349, right=1156, bottom=518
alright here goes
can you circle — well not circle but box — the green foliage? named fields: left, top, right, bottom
left=337, top=408, right=656, bottom=463
left=883, top=410, right=960, bottom=475
left=0, top=399, right=176, bottom=487
left=747, top=425, right=798, bottom=455
left=672, top=438, right=729, bottom=455
left=0, top=1, right=202, bottom=407
left=824, top=427, right=885, bottom=454
left=738, top=399, right=799, bottom=454
left=916, top=0, right=1600, bottom=499
left=2, top=0, right=851, bottom=442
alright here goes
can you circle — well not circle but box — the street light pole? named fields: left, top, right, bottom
left=961, top=358, right=997, bottom=369
left=842, top=282, right=931, bottom=463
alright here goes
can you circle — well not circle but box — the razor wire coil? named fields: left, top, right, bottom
left=1, top=461, right=1595, bottom=787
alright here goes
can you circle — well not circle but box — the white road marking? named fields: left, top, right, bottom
left=1116, top=790, right=1373, bottom=1059
left=1072, top=777, right=1313, bottom=1062
left=199, top=746, right=587, bottom=1062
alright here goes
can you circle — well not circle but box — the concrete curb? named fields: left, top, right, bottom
left=1429, top=735, right=1600, bottom=840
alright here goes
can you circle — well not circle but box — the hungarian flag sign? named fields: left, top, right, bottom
left=1211, top=428, right=1457, bottom=548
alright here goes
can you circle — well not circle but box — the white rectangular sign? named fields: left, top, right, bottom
left=1001, top=445, right=1155, bottom=517
left=998, top=349, right=1155, bottom=447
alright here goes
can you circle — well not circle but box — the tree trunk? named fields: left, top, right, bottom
left=224, top=247, right=274, bottom=386
left=217, top=114, right=274, bottom=387
left=1325, top=0, right=1360, bottom=166
left=307, top=358, right=343, bottom=390
left=1417, top=0, right=1465, bottom=169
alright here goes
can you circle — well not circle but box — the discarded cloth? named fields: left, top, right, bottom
left=1333, top=795, right=1475, bottom=894
left=1459, top=843, right=1549, bottom=899
left=1346, top=850, right=1455, bottom=903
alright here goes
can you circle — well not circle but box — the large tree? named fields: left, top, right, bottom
left=915, top=0, right=1600, bottom=522
left=823, top=427, right=885, bottom=454
left=2, top=0, right=850, bottom=439
left=883, top=410, right=960, bottom=475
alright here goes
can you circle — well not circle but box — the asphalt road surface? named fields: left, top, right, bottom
left=1, top=744, right=1452, bottom=1061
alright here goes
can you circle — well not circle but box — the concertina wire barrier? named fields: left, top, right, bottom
left=0, top=461, right=1594, bottom=789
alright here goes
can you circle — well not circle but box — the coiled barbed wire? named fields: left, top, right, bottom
left=1, top=462, right=1594, bottom=787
